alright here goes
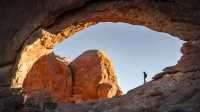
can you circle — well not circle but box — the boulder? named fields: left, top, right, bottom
left=22, top=53, right=73, bottom=103
left=70, top=50, right=123, bottom=103
left=22, top=50, right=122, bottom=104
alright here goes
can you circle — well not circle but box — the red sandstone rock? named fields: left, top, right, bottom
left=70, top=50, right=123, bottom=103
left=0, top=1, right=200, bottom=112
left=23, top=50, right=122, bottom=104
left=23, top=53, right=73, bottom=103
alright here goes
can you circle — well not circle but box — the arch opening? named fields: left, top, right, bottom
left=16, top=22, right=185, bottom=104
left=11, top=0, right=197, bottom=91
left=53, top=22, right=184, bottom=93
left=1, top=0, right=200, bottom=111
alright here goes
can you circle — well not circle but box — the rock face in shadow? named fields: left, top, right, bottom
left=23, top=50, right=122, bottom=104
left=54, top=71, right=200, bottom=112
left=163, top=41, right=200, bottom=73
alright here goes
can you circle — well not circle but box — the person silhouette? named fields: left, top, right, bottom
left=143, top=72, right=148, bottom=84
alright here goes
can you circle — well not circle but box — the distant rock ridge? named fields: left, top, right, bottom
left=22, top=50, right=123, bottom=104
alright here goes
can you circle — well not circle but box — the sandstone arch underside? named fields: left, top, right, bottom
left=0, top=0, right=200, bottom=112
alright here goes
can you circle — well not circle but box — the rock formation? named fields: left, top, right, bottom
left=23, top=53, right=73, bottom=103
left=0, top=0, right=200, bottom=112
left=70, top=50, right=122, bottom=103
left=23, top=50, right=122, bottom=104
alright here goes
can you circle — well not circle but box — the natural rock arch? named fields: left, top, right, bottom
left=0, top=0, right=200, bottom=111
left=4, top=0, right=199, bottom=88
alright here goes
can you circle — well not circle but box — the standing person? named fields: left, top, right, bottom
left=143, top=72, right=148, bottom=84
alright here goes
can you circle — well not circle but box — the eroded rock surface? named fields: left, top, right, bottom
left=23, top=50, right=122, bottom=104
left=70, top=50, right=122, bottom=103
left=54, top=71, right=200, bottom=112
left=23, top=53, right=73, bottom=103
left=163, top=41, right=200, bottom=73
left=1, top=0, right=200, bottom=88
left=0, top=0, right=200, bottom=112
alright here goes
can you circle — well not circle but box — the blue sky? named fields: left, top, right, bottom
left=53, top=22, right=184, bottom=93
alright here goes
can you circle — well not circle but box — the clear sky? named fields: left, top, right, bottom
left=53, top=22, right=184, bottom=93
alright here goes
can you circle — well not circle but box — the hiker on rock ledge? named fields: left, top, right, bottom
left=143, top=72, right=148, bottom=84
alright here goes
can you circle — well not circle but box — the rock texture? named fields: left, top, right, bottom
left=23, top=53, right=72, bottom=103
left=163, top=41, right=200, bottom=73
left=23, top=50, right=122, bottom=104
left=1, top=0, right=199, bottom=88
left=0, top=0, right=200, bottom=112
left=12, top=30, right=57, bottom=88
left=54, top=71, right=200, bottom=112
left=70, top=50, right=122, bottom=103
left=0, top=88, right=23, bottom=112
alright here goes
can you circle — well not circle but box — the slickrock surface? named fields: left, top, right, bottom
left=54, top=71, right=200, bottom=112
